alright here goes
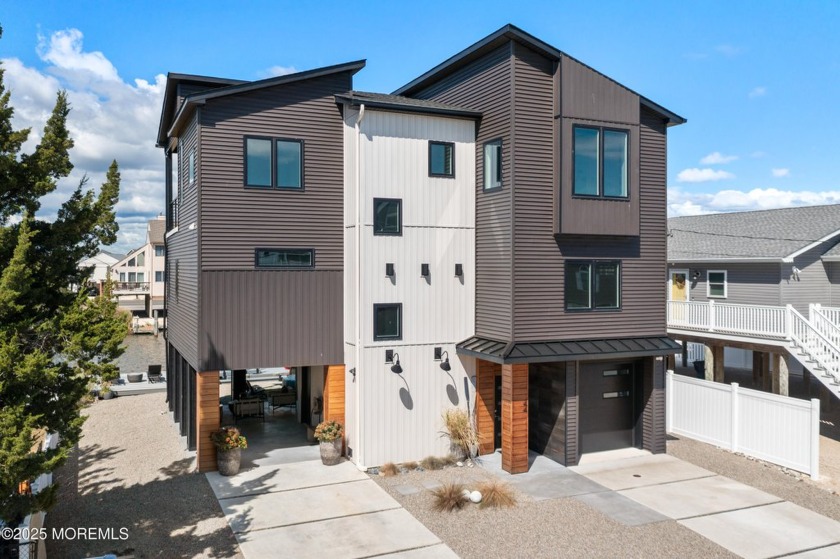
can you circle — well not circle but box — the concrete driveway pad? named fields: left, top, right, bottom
left=207, top=459, right=367, bottom=499
left=785, top=544, right=840, bottom=558
left=378, top=543, right=460, bottom=558
left=221, top=478, right=399, bottom=533
left=510, top=470, right=610, bottom=501
left=570, top=454, right=714, bottom=490
left=575, top=490, right=669, bottom=526
left=235, top=508, right=443, bottom=559
left=619, top=475, right=782, bottom=519
left=680, top=502, right=840, bottom=559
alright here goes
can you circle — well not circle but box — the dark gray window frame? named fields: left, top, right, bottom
left=483, top=138, right=503, bottom=191
left=254, top=248, right=315, bottom=269
left=564, top=260, right=622, bottom=312
left=571, top=125, right=629, bottom=200
left=243, top=135, right=305, bottom=190
left=373, top=303, right=402, bottom=341
left=373, top=198, right=402, bottom=237
left=188, top=148, right=196, bottom=185
left=428, top=141, right=455, bottom=178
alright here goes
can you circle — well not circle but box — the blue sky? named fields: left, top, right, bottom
left=2, top=1, right=839, bottom=253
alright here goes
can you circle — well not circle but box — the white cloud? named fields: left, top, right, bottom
left=3, top=28, right=165, bottom=253
left=668, top=186, right=840, bottom=216
left=258, top=65, right=298, bottom=78
left=771, top=168, right=790, bottom=178
left=699, top=152, right=738, bottom=165
left=677, top=168, right=735, bottom=183
left=715, top=44, right=742, bottom=57
left=749, top=86, right=767, bottom=98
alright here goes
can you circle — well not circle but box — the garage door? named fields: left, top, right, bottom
left=580, top=362, right=634, bottom=453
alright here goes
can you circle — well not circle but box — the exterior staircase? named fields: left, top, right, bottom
left=667, top=301, right=840, bottom=399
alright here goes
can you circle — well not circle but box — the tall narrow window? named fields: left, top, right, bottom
left=373, top=198, right=401, bottom=236
left=276, top=140, right=303, bottom=188
left=429, top=141, right=454, bottom=177
left=707, top=270, right=727, bottom=298
left=136, top=252, right=145, bottom=267
left=573, top=126, right=629, bottom=198
left=483, top=139, right=502, bottom=190
left=573, top=127, right=599, bottom=196
left=188, top=149, right=196, bottom=184
left=245, top=138, right=272, bottom=187
left=374, top=303, right=402, bottom=341
left=565, top=261, right=621, bottom=310
left=603, top=130, right=628, bottom=197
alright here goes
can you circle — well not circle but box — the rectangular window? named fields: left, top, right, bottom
left=276, top=140, right=303, bottom=188
left=188, top=149, right=196, bottom=184
left=128, top=272, right=136, bottom=282
left=373, top=303, right=402, bottom=341
left=155, top=271, right=165, bottom=282
left=119, top=272, right=125, bottom=282
left=373, top=198, right=401, bottom=236
left=429, top=141, right=454, bottom=177
left=707, top=270, right=727, bottom=298
left=573, top=126, right=628, bottom=199
left=136, top=272, right=144, bottom=283
left=155, top=246, right=165, bottom=257
left=483, top=139, right=502, bottom=190
left=255, top=248, right=314, bottom=268
left=245, top=137, right=272, bottom=187
left=136, top=252, right=145, bottom=267
left=565, top=261, right=620, bottom=310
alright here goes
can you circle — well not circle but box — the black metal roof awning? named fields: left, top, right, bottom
left=456, top=335, right=681, bottom=364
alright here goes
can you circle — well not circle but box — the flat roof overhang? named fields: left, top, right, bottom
left=456, top=335, right=681, bottom=365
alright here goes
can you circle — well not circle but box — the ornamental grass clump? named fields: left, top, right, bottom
left=431, top=482, right=468, bottom=512
left=379, top=462, right=399, bottom=477
left=420, top=455, right=446, bottom=471
left=211, top=426, right=248, bottom=450
left=475, top=479, right=517, bottom=509
left=400, top=461, right=420, bottom=472
left=314, top=419, right=343, bottom=442
left=441, top=408, right=478, bottom=458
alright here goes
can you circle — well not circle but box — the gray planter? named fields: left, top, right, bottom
left=449, top=441, right=468, bottom=461
left=319, top=439, right=342, bottom=465
left=217, top=448, right=241, bottom=476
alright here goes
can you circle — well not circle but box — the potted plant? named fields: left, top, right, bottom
left=101, top=382, right=115, bottom=400
left=211, top=426, right=248, bottom=476
left=442, top=408, right=478, bottom=460
left=314, top=420, right=343, bottom=465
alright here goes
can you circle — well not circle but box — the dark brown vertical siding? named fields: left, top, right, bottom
left=200, top=270, right=343, bottom=370
left=564, top=361, right=579, bottom=466
left=560, top=57, right=640, bottom=122
left=415, top=45, right=514, bottom=341
left=670, top=262, right=781, bottom=307
left=641, top=356, right=666, bottom=454
left=198, top=72, right=350, bottom=270
left=166, top=112, right=201, bottom=370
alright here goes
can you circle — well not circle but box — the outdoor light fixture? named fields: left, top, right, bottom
left=455, top=263, right=463, bottom=277
left=434, top=347, right=442, bottom=360
left=349, top=367, right=356, bottom=378
left=421, top=263, right=430, bottom=277
left=390, top=352, right=403, bottom=374
left=692, top=270, right=701, bottom=280
left=386, top=263, right=395, bottom=277
left=792, top=266, right=801, bottom=280
left=439, top=351, right=451, bottom=372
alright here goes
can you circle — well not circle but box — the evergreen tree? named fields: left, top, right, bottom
left=0, top=24, right=129, bottom=524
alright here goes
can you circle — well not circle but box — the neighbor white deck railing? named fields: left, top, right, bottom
left=810, top=304, right=840, bottom=349
left=813, top=304, right=840, bottom=327
left=667, top=300, right=788, bottom=340
left=790, top=307, right=840, bottom=386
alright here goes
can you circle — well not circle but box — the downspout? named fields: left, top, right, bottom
left=355, top=104, right=366, bottom=470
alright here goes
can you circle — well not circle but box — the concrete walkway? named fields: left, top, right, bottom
left=206, top=459, right=457, bottom=559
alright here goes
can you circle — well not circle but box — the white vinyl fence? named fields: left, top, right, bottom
left=666, top=371, right=820, bottom=478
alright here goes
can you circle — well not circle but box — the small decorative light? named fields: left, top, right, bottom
left=390, top=352, right=403, bottom=374
left=439, top=350, right=451, bottom=372
left=386, top=263, right=395, bottom=277
left=455, top=263, right=463, bottom=277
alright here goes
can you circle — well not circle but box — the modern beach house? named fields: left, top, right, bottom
left=156, top=25, right=685, bottom=472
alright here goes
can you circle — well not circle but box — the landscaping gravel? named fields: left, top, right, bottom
left=45, top=393, right=242, bottom=558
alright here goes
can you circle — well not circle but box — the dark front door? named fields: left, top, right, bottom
left=494, top=375, right=502, bottom=450
left=579, top=362, right=635, bottom=453
left=300, top=366, right=311, bottom=423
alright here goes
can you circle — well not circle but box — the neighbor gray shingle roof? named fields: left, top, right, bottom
left=822, top=241, right=840, bottom=261
left=148, top=218, right=166, bottom=245
left=335, top=91, right=482, bottom=118
left=668, top=204, right=840, bottom=261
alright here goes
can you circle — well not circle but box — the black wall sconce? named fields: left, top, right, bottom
left=439, top=350, right=451, bottom=372
left=692, top=270, right=701, bottom=280
left=386, top=263, right=395, bottom=277
left=455, top=263, right=463, bottom=277
left=390, top=352, right=403, bottom=374
left=421, top=263, right=430, bottom=277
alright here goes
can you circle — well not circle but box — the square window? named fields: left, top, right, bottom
left=483, top=140, right=502, bottom=190
left=245, top=138, right=272, bottom=187
left=255, top=249, right=314, bottom=268
left=373, top=198, right=401, bottom=236
left=155, top=271, right=164, bottom=282
left=429, top=141, right=454, bottom=177
left=566, top=261, right=620, bottom=310
left=374, top=303, right=402, bottom=341
left=155, top=245, right=165, bottom=257
left=707, top=270, right=727, bottom=298
left=276, top=140, right=303, bottom=188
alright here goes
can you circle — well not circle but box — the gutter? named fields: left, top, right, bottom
left=668, top=257, right=784, bottom=264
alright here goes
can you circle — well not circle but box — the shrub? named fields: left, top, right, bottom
left=400, top=461, right=420, bottom=471
left=441, top=408, right=478, bottom=457
left=431, top=482, right=468, bottom=512
left=476, top=479, right=517, bottom=509
left=420, top=455, right=446, bottom=470
left=210, top=426, right=248, bottom=450
left=314, top=420, right=343, bottom=442
left=379, top=462, right=399, bottom=477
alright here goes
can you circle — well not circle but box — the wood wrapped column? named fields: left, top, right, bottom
left=475, top=359, right=500, bottom=456
left=196, top=371, right=221, bottom=473
left=501, top=363, right=529, bottom=474
left=323, top=364, right=346, bottom=426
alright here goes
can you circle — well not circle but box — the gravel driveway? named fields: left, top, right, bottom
left=45, top=393, right=242, bottom=558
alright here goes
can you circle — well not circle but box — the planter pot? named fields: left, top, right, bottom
left=319, top=439, right=342, bottom=465
left=217, top=448, right=241, bottom=476
left=449, top=441, right=468, bottom=461
left=102, top=391, right=115, bottom=400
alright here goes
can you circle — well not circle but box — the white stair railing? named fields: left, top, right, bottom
left=813, top=304, right=840, bottom=326
left=788, top=305, right=840, bottom=387
left=810, top=304, right=840, bottom=348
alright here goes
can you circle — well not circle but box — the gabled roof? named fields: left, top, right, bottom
left=158, top=60, right=366, bottom=147
left=393, top=24, right=685, bottom=127
left=147, top=217, right=166, bottom=245
left=335, top=91, right=482, bottom=119
left=668, top=204, right=840, bottom=263
left=822, top=242, right=840, bottom=262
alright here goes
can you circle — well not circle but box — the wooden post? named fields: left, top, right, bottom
left=501, top=363, right=529, bottom=474
left=196, top=371, right=221, bottom=473
left=771, top=353, right=789, bottom=396
left=475, top=359, right=499, bottom=456
left=704, top=345, right=715, bottom=382
left=712, top=345, right=725, bottom=383
left=323, top=364, right=346, bottom=426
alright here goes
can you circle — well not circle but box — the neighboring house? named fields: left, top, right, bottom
left=666, top=204, right=840, bottom=398
left=157, top=24, right=685, bottom=473
left=111, top=216, right=166, bottom=316
left=78, top=250, right=120, bottom=294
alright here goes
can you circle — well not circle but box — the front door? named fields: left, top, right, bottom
left=579, top=362, right=635, bottom=453
left=670, top=270, right=689, bottom=302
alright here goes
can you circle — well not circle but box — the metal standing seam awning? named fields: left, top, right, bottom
left=456, top=335, right=682, bottom=364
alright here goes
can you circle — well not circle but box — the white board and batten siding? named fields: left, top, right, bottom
left=666, top=371, right=820, bottom=478
left=343, top=106, right=477, bottom=468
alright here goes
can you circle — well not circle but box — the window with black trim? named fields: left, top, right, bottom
left=374, top=303, right=402, bottom=341
left=565, top=260, right=620, bottom=310
left=429, top=141, right=454, bottom=177
left=188, top=149, right=196, bottom=185
left=573, top=126, right=628, bottom=198
left=255, top=248, right=314, bottom=268
left=483, top=139, right=502, bottom=190
left=245, top=136, right=303, bottom=189
left=373, top=198, right=401, bottom=236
